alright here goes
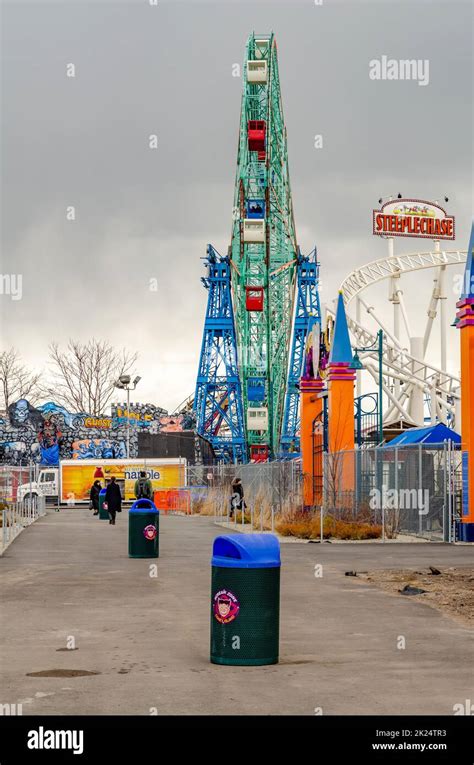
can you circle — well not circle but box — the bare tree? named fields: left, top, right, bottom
left=0, top=348, right=43, bottom=412
left=46, top=340, right=138, bottom=415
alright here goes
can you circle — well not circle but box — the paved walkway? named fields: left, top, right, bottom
left=0, top=508, right=472, bottom=715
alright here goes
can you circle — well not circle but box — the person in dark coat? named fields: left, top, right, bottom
left=230, top=478, right=245, bottom=519
left=89, top=480, right=101, bottom=515
left=105, top=476, right=122, bottom=525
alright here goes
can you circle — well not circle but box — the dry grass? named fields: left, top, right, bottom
left=192, top=488, right=221, bottom=516
left=194, top=489, right=382, bottom=540
left=276, top=511, right=382, bottom=540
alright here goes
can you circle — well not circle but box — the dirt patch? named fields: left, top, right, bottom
left=26, top=669, right=100, bottom=678
left=357, top=567, right=474, bottom=627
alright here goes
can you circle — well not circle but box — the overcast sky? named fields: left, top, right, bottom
left=1, top=0, right=472, bottom=412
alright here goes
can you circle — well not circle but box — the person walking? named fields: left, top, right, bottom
left=105, top=476, right=122, bottom=525
left=134, top=471, right=153, bottom=500
left=89, top=479, right=101, bottom=516
left=230, top=477, right=245, bottom=520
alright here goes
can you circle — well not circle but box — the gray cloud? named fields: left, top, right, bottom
left=1, top=0, right=472, bottom=410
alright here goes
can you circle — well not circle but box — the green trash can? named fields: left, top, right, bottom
left=210, top=534, right=280, bottom=666
left=128, top=499, right=159, bottom=558
left=98, top=488, right=109, bottom=520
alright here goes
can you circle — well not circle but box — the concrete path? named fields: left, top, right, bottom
left=0, top=508, right=472, bottom=715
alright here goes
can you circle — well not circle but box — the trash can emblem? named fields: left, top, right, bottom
left=143, top=524, right=157, bottom=541
left=213, top=589, right=240, bottom=624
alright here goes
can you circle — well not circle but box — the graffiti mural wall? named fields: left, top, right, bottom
left=0, top=400, right=196, bottom=466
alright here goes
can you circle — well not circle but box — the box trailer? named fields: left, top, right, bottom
left=17, top=458, right=187, bottom=505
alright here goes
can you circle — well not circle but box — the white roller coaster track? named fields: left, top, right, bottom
left=327, top=248, right=467, bottom=428
left=340, top=249, right=466, bottom=302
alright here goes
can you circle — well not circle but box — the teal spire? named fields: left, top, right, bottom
left=459, top=221, right=474, bottom=299
left=329, top=292, right=353, bottom=364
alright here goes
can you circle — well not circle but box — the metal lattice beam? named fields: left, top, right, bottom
left=280, top=248, right=321, bottom=454
left=231, top=33, right=298, bottom=458
left=194, top=246, right=245, bottom=462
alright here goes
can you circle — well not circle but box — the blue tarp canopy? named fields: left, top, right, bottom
left=383, top=423, right=461, bottom=447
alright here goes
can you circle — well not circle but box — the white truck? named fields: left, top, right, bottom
left=17, top=467, right=59, bottom=503
left=17, top=459, right=186, bottom=505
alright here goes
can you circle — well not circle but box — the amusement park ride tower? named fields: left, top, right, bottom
left=456, top=222, right=474, bottom=540
left=194, top=33, right=321, bottom=462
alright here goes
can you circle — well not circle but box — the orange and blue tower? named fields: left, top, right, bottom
left=456, top=222, right=474, bottom=541
left=327, top=293, right=356, bottom=459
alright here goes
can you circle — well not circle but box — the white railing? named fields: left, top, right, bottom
left=1, top=496, right=46, bottom=554
left=340, top=249, right=467, bottom=302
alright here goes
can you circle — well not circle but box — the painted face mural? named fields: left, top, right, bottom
left=37, top=416, right=62, bottom=465
left=38, top=402, right=81, bottom=428
left=15, top=399, right=29, bottom=423
left=0, top=398, right=193, bottom=466
left=8, top=399, right=44, bottom=430
left=38, top=417, right=61, bottom=448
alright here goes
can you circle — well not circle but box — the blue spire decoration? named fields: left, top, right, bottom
left=459, top=221, right=474, bottom=300
left=329, top=292, right=353, bottom=364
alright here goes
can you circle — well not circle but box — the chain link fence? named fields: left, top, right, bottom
left=0, top=464, right=39, bottom=503
left=0, top=464, right=48, bottom=553
left=185, top=460, right=303, bottom=524
left=323, top=442, right=462, bottom=541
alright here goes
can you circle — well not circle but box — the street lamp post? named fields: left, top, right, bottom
left=114, top=375, right=142, bottom=458
left=349, top=330, right=384, bottom=445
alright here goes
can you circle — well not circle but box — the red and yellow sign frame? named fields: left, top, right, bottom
left=373, top=199, right=455, bottom=240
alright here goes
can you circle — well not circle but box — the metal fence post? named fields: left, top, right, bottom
left=443, top=441, right=448, bottom=542
left=394, top=446, right=399, bottom=539
left=418, top=443, right=423, bottom=536
left=380, top=445, right=385, bottom=543
left=374, top=448, right=378, bottom=527
left=447, top=440, right=452, bottom=543
left=28, top=459, right=33, bottom=508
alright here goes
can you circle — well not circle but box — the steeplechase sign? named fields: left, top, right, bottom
left=373, top=199, right=455, bottom=240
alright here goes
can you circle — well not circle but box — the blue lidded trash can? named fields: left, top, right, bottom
left=128, top=499, right=159, bottom=558
left=98, top=488, right=108, bottom=520
left=210, top=534, right=281, bottom=666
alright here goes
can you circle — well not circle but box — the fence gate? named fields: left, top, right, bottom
left=311, top=410, right=325, bottom=506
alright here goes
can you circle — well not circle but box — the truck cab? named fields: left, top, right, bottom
left=17, top=468, right=59, bottom=503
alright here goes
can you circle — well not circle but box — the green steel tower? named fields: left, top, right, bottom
left=231, top=33, right=298, bottom=459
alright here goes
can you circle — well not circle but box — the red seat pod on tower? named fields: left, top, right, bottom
left=245, top=287, right=264, bottom=311
left=250, top=444, right=269, bottom=462
left=248, top=120, right=266, bottom=152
